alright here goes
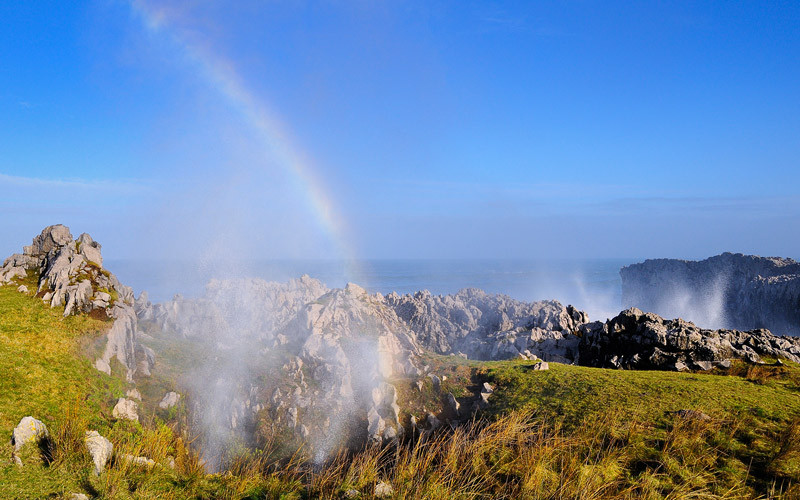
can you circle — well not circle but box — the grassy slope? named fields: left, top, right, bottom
left=0, top=280, right=126, bottom=431
left=480, top=359, right=800, bottom=425
left=477, top=359, right=800, bottom=495
left=0, top=279, right=125, bottom=497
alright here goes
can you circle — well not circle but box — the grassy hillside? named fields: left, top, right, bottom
left=1, top=283, right=799, bottom=498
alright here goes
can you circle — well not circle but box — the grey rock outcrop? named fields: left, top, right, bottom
left=578, top=307, right=800, bottom=370
left=1, top=225, right=150, bottom=381
left=621, top=253, right=800, bottom=335
left=0, top=225, right=133, bottom=316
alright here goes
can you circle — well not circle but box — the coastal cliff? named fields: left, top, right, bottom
left=620, top=252, right=800, bottom=336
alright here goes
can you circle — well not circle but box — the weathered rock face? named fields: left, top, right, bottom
left=1, top=225, right=150, bottom=381
left=578, top=307, right=800, bottom=370
left=1, top=225, right=133, bottom=315
left=384, top=288, right=586, bottom=362
left=621, top=253, right=800, bottom=336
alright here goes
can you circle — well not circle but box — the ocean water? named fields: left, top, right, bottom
left=106, top=258, right=635, bottom=322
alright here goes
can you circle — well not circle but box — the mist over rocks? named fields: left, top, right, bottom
left=621, top=252, right=800, bottom=335
left=0, top=225, right=151, bottom=381
left=134, top=275, right=595, bottom=464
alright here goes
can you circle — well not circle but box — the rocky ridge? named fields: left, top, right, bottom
left=0, top=225, right=151, bottom=381
left=621, top=252, right=800, bottom=336
left=578, top=307, right=800, bottom=370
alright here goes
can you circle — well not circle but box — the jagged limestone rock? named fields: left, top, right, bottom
left=1, top=225, right=150, bottom=381
left=578, top=307, right=800, bottom=370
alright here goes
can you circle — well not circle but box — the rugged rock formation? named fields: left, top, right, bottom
left=385, top=288, right=587, bottom=362
left=579, top=307, right=800, bottom=370
left=138, top=278, right=424, bottom=465
left=1, top=225, right=151, bottom=381
left=1, top=225, right=132, bottom=315
left=621, top=253, right=800, bottom=335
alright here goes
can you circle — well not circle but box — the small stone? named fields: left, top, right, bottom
left=445, top=392, right=460, bottom=416
left=126, top=388, right=142, bottom=400
left=481, top=382, right=494, bottom=394
left=533, top=361, right=549, bottom=371
left=343, top=489, right=360, bottom=499
left=69, top=494, right=89, bottom=500
left=426, top=412, right=441, bottom=430
left=17, top=285, right=28, bottom=293
left=715, top=359, right=732, bottom=369
left=11, top=416, right=51, bottom=465
left=158, top=391, right=180, bottom=409
left=120, top=453, right=155, bottom=468
left=112, top=398, right=139, bottom=422
left=692, top=360, right=713, bottom=371
left=374, top=481, right=393, bottom=498
left=85, top=430, right=113, bottom=475
left=675, top=409, right=711, bottom=421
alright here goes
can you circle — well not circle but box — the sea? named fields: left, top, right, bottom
left=106, top=258, right=636, bottom=322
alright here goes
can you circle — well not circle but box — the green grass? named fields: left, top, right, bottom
left=477, top=359, right=800, bottom=495
left=0, top=282, right=124, bottom=432
left=480, top=359, right=800, bottom=425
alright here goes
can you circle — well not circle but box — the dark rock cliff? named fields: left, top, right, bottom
left=620, top=252, right=800, bottom=336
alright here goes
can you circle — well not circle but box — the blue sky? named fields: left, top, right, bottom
left=1, top=1, right=799, bottom=260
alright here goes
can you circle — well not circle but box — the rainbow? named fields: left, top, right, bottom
left=129, top=0, right=361, bottom=279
